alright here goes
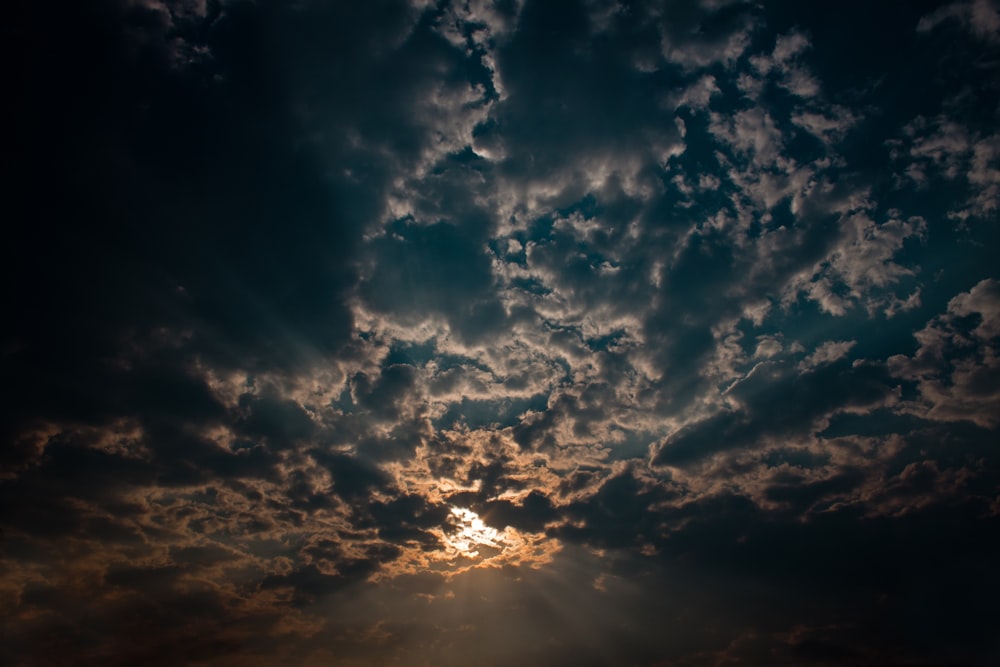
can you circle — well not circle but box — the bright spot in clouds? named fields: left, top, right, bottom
left=445, top=507, right=504, bottom=558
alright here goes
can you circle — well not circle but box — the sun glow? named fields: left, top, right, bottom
left=372, top=502, right=561, bottom=580
left=444, top=507, right=503, bottom=558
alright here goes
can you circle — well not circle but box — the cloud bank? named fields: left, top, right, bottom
left=5, top=1, right=1000, bottom=665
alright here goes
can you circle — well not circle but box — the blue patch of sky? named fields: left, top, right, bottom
left=603, top=427, right=657, bottom=462
left=434, top=393, right=550, bottom=431
left=508, top=276, right=552, bottom=295
left=761, top=446, right=831, bottom=469
left=583, top=328, right=632, bottom=352
left=382, top=339, right=440, bottom=367
left=819, top=409, right=931, bottom=439
left=734, top=295, right=922, bottom=364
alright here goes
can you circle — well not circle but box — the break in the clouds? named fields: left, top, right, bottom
left=5, top=1, right=1000, bottom=665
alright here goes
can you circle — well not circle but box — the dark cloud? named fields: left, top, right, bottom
left=359, top=220, right=506, bottom=344
left=655, top=356, right=897, bottom=466
left=5, top=0, right=1000, bottom=665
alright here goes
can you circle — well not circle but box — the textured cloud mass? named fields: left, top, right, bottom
left=5, top=1, right=1000, bottom=665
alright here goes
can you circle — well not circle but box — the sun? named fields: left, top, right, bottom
left=443, top=507, right=504, bottom=559
left=372, top=502, right=561, bottom=580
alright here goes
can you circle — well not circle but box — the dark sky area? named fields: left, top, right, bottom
left=4, top=1, right=1000, bottom=665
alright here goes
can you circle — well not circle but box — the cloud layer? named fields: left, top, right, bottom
left=5, top=1, right=1000, bottom=665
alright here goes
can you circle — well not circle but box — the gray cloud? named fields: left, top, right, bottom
left=889, top=279, right=1000, bottom=428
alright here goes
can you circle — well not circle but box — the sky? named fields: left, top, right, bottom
left=4, top=0, right=1000, bottom=665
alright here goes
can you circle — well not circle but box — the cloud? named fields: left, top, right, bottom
left=917, top=0, right=1000, bottom=42
left=784, top=211, right=927, bottom=317
left=710, top=107, right=787, bottom=167
left=668, top=74, right=721, bottom=110
left=654, top=0, right=758, bottom=70
left=889, top=279, right=1000, bottom=428
left=652, top=356, right=897, bottom=467
left=748, top=29, right=820, bottom=98
left=798, top=339, right=856, bottom=370
left=357, top=219, right=506, bottom=346
left=892, top=112, right=1000, bottom=222
left=5, top=0, right=1000, bottom=665
left=791, top=106, right=859, bottom=144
